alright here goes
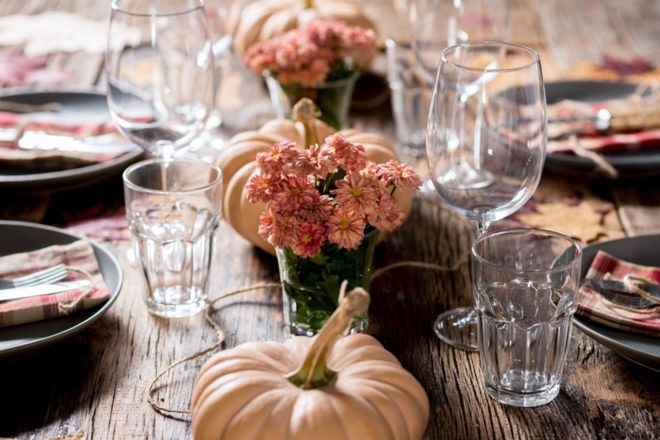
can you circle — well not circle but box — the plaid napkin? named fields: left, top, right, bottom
left=577, top=250, right=660, bottom=336
left=0, top=112, right=130, bottom=171
left=0, top=240, right=111, bottom=328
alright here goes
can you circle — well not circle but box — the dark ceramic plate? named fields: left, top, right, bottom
left=573, top=234, right=660, bottom=372
left=0, top=220, right=122, bottom=360
left=544, top=81, right=660, bottom=178
left=0, top=89, right=142, bottom=193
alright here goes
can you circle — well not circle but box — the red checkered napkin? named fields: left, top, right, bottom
left=577, top=250, right=660, bottom=336
left=0, top=240, right=111, bottom=328
left=0, top=112, right=128, bottom=171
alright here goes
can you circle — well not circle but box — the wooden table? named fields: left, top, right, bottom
left=1, top=1, right=659, bottom=439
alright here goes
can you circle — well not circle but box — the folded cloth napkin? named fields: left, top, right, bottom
left=577, top=250, right=660, bottom=336
left=0, top=240, right=111, bottom=328
left=0, top=111, right=131, bottom=171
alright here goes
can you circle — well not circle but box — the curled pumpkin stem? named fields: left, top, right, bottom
left=293, top=97, right=321, bottom=149
left=287, top=281, right=370, bottom=389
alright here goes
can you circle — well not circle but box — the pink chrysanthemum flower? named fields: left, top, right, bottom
left=246, top=173, right=280, bottom=203
left=368, top=192, right=406, bottom=232
left=274, top=176, right=317, bottom=213
left=291, top=222, right=326, bottom=258
left=299, top=194, right=334, bottom=223
left=331, top=173, right=379, bottom=217
left=256, top=142, right=298, bottom=176
left=295, top=143, right=338, bottom=178
left=325, top=133, right=367, bottom=174
left=327, top=208, right=365, bottom=250
left=376, top=160, right=423, bottom=190
left=258, top=207, right=300, bottom=249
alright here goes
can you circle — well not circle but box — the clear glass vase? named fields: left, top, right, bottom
left=264, top=70, right=359, bottom=130
left=276, top=228, right=378, bottom=336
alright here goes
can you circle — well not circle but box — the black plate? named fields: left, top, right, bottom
left=544, top=81, right=660, bottom=179
left=573, top=234, right=660, bottom=372
left=0, top=89, right=143, bottom=194
left=0, top=220, right=122, bottom=360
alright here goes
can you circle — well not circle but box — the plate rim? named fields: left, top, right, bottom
left=0, top=88, right=143, bottom=190
left=0, top=219, right=123, bottom=359
left=573, top=233, right=660, bottom=371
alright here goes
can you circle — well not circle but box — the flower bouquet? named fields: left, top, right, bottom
left=244, top=19, right=377, bottom=130
left=246, top=110, right=421, bottom=335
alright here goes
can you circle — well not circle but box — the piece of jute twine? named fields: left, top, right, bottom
left=146, top=253, right=470, bottom=417
left=599, top=272, right=660, bottom=316
left=566, top=80, right=660, bottom=179
left=57, top=266, right=97, bottom=314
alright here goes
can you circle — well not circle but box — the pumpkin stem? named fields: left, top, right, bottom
left=301, top=0, right=314, bottom=9
left=293, top=98, right=321, bottom=149
left=287, top=281, right=370, bottom=389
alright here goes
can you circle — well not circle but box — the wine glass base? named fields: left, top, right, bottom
left=434, top=306, right=479, bottom=351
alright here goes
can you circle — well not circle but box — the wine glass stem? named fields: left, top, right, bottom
left=476, top=221, right=491, bottom=237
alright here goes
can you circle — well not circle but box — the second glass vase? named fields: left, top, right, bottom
left=264, top=70, right=359, bottom=131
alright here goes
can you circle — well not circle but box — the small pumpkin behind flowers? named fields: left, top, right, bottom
left=191, top=285, right=430, bottom=440
left=216, top=99, right=415, bottom=257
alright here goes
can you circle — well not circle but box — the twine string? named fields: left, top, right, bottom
left=58, top=266, right=97, bottom=314
left=147, top=256, right=469, bottom=417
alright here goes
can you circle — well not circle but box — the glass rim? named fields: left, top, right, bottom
left=122, top=158, right=223, bottom=195
left=471, top=227, right=582, bottom=274
left=111, top=0, right=202, bottom=17
left=441, top=41, right=541, bottom=73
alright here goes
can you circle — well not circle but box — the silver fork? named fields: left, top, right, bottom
left=592, top=287, right=659, bottom=309
left=0, top=264, right=68, bottom=289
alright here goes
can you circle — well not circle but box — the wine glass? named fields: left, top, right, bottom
left=409, top=0, right=512, bottom=84
left=187, top=0, right=243, bottom=160
left=427, top=42, right=547, bottom=350
left=105, top=0, right=216, bottom=160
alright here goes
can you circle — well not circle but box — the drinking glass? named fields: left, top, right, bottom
left=409, top=0, right=512, bottom=84
left=123, top=158, right=223, bottom=318
left=427, top=42, right=547, bottom=350
left=472, top=228, right=582, bottom=406
left=105, top=0, right=216, bottom=160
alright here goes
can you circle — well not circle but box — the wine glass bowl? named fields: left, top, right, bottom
left=408, top=0, right=512, bottom=84
left=105, top=0, right=216, bottom=159
left=426, top=42, right=547, bottom=350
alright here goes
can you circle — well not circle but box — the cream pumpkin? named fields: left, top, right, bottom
left=191, top=286, right=430, bottom=440
left=231, top=0, right=379, bottom=61
left=216, top=99, right=414, bottom=256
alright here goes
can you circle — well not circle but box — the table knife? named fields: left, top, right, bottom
left=0, top=280, right=92, bottom=302
left=581, top=278, right=660, bottom=299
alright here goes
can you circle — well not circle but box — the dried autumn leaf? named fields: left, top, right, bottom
left=517, top=201, right=606, bottom=243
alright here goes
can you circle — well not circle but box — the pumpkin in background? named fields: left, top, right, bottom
left=231, top=0, right=379, bottom=62
left=191, top=286, right=430, bottom=440
left=215, top=99, right=414, bottom=255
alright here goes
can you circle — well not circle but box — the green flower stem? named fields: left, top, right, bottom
left=287, top=284, right=370, bottom=389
